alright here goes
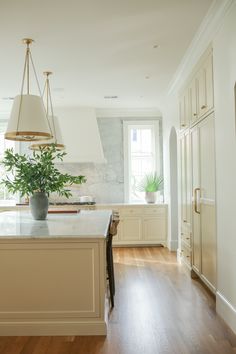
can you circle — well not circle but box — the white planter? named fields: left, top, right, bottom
left=145, top=191, right=160, bottom=204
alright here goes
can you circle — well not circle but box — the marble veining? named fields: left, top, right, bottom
left=0, top=210, right=112, bottom=239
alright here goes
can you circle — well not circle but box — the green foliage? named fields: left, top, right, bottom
left=137, top=172, right=163, bottom=192
left=0, top=144, right=86, bottom=198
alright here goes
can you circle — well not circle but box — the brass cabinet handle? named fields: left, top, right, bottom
left=183, top=219, right=187, bottom=223
left=186, top=237, right=190, bottom=240
left=193, top=113, right=197, bottom=116
left=201, top=105, right=206, bottom=109
left=194, top=188, right=200, bottom=214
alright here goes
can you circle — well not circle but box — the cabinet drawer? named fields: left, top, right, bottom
left=143, top=207, right=166, bottom=216
left=119, top=208, right=143, bottom=216
left=181, top=244, right=191, bottom=266
left=181, top=231, right=191, bottom=247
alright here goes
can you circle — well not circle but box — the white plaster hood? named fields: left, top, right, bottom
left=55, top=107, right=106, bottom=163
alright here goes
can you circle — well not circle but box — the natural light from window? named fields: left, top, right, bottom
left=124, top=121, right=159, bottom=202
left=0, top=127, right=17, bottom=205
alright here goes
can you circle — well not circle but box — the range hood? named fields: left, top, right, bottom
left=55, top=107, right=106, bottom=163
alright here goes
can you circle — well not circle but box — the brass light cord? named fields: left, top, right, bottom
left=16, top=43, right=30, bottom=134
left=48, top=78, right=57, bottom=141
left=28, top=49, right=53, bottom=137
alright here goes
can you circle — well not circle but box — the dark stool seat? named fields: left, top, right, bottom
left=107, top=212, right=119, bottom=308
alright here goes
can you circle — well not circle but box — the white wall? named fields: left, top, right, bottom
left=213, top=2, right=236, bottom=333
left=162, top=94, right=179, bottom=251
left=162, top=0, right=236, bottom=333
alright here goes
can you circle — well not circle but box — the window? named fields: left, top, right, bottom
left=0, top=120, right=18, bottom=205
left=124, top=120, right=160, bottom=202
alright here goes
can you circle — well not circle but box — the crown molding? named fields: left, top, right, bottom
left=166, top=0, right=234, bottom=96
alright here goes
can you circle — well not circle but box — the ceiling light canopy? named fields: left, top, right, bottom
left=30, top=71, right=65, bottom=151
left=5, top=39, right=52, bottom=141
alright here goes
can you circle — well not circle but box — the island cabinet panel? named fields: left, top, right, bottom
left=0, top=210, right=111, bottom=336
left=0, top=240, right=107, bottom=335
left=0, top=242, right=100, bottom=317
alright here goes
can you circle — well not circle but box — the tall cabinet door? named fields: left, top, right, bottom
left=199, top=114, right=216, bottom=290
left=191, top=127, right=201, bottom=274
left=191, top=113, right=216, bottom=291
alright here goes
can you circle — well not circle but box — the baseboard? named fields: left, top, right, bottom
left=177, top=248, right=182, bottom=262
left=0, top=320, right=107, bottom=336
left=216, top=291, right=236, bottom=334
left=167, top=239, right=178, bottom=251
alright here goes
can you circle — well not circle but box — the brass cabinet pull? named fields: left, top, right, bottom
left=201, top=105, right=206, bottom=109
left=183, top=219, right=187, bottom=223
left=194, top=188, right=201, bottom=214
left=193, top=113, right=197, bottom=116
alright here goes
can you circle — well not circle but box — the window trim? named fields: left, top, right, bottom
left=123, top=120, right=160, bottom=203
left=0, top=128, right=20, bottom=205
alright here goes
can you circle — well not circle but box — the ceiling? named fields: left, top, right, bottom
left=0, top=0, right=213, bottom=113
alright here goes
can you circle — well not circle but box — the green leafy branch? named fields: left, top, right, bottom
left=0, top=144, right=86, bottom=198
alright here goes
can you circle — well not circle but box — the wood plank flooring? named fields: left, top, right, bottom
left=0, top=247, right=236, bottom=354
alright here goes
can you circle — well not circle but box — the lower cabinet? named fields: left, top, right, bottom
left=96, top=204, right=168, bottom=246
left=119, top=217, right=142, bottom=242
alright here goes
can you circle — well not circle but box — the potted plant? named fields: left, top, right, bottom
left=137, top=172, right=163, bottom=203
left=0, top=144, right=86, bottom=220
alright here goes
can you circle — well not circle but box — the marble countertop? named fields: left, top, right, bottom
left=0, top=210, right=112, bottom=239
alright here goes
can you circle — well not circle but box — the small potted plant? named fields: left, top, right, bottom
left=138, top=172, right=163, bottom=203
left=0, top=144, right=86, bottom=220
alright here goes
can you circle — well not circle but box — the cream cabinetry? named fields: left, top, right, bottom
left=179, top=47, right=216, bottom=294
left=191, top=114, right=216, bottom=292
left=180, top=130, right=192, bottom=268
left=95, top=204, right=168, bottom=246
left=180, top=48, right=214, bottom=130
left=179, top=89, right=189, bottom=129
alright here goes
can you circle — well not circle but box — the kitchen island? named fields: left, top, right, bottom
left=0, top=210, right=112, bottom=336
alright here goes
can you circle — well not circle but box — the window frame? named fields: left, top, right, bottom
left=123, top=120, right=160, bottom=203
left=0, top=123, right=20, bottom=205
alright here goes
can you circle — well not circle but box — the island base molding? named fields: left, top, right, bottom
left=0, top=320, right=107, bottom=336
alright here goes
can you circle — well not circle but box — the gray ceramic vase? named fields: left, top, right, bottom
left=29, top=192, right=49, bottom=220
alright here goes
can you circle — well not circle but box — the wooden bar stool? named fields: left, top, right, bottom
left=107, top=212, right=119, bottom=308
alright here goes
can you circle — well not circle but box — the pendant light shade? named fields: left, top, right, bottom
left=5, top=94, right=52, bottom=141
left=5, top=39, right=52, bottom=141
left=30, top=71, right=65, bottom=150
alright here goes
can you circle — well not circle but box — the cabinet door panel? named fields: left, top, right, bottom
left=180, top=135, right=187, bottom=223
left=120, top=217, right=142, bottom=241
left=143, top=217, right=166, bottom=242
left=199, top=115, right=216, bottom=288
left=201, top=202, right=216, bottom=288
left=191, top=127, right=201, bottom=273
left=189, top=78, right=198, bottom=125
left=205, top=54, right=214, bottom=111
left=197, top=68, right=207, bottom=117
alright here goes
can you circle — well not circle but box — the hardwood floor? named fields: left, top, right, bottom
left=0, top=247, right=236, bottom=354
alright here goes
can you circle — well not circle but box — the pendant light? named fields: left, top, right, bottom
left=30, top=71, right=65, bottom=151
left=5, top=38, right=52, bottom=141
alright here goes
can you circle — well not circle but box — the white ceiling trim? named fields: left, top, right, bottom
left=166, top=0, right=234, bottom=96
